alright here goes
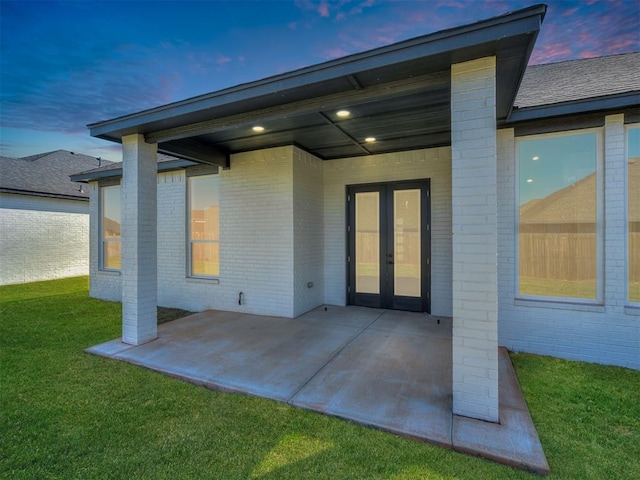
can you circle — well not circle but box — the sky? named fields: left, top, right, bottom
left=1, top=0, right=639, bottom=162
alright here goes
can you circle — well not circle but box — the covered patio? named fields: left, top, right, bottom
left=87, top=306, right=548, bottom=474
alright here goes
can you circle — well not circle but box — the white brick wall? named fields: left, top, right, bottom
left=90, top=145, right=450, bottom=319
left=293, top=147, right=325, bottom=317
left=323, top=147, right=453, bottom=316
left=0, top=193, right=89, bottom=285
left=497, top=115, right=640, bottom=370
left=217, top=146, right=295, bottom=316
left=451, top=57, right=499, bottom=422
left=158, top=146, right=297, bottom=317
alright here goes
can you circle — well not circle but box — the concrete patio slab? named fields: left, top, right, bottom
left=452, top=348, right=550, bottom=475
left=91, top=308, right=380, bottom=401
left=292, top=327, right=453, bottom=446
left=86, top=306, right=548, bottom=474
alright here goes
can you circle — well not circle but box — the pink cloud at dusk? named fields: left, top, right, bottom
left=216, top=55, right=232, bottom=66
left=313, top=1, right=639, bottom=66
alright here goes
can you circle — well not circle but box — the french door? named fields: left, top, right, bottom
left=347, top=180, right=431, bottom=312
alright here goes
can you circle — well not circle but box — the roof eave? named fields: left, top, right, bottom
left=70, top=158, right=199, bottom=183
left=0, top=188, right=89, bottom=201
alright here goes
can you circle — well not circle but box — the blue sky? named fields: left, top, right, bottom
left=1, top=0, right=638, bottom=162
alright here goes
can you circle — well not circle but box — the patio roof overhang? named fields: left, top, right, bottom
left=88, top=4, right=546, bottom=167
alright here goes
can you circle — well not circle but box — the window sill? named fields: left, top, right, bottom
left=514, top=297, right=605, bottom=313
left=186, top=277, right=220, bottom=285
left=624, top=305, right=640, bottom=316
left=97, top=269, right=121, bottom=276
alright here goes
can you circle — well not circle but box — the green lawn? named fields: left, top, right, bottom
left=630, top=282, right=640, bottom=303
left=1, top=278, right=639, bottom=479
left=519, top=277, right=596, bottom=299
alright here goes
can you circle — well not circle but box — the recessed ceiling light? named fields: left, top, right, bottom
left=365, top=137, right=376, bottom=143
left=336, top=110, right=350, bottom=118
left=532, top=156, right=539, bottom=161
left=526, top=178, right=534, bottom=183
left=252, top=126, right=265, bottom=133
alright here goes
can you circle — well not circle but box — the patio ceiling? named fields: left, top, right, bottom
left=88, top=4, right=546, bottom=167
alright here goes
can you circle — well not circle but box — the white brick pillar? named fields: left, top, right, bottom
left=121, top=134, right=158, bottom=345
left=604, top=114, right=626, bottom=309
left=450, top=57, right=499, bottom=422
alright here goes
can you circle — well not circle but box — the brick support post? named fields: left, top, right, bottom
left=121, top=134, right=158, bottom=345
left=450, top=57, right=499, bottom=422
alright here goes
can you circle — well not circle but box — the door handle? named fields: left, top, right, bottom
left=387, top=261, right=394, bottom=265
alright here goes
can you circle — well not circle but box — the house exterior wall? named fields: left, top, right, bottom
left=217, top=146, right=295, bottom=317
left=0, top=192, right=89, bottom=285
left=85, top=121, right=638, bottom=369
left=323, top=147, right=453, bottom=316
left=293, top=147, right=325, bottom=317
left=497, top=115, right=640, bottom=370
left=90, top=146, right=299, bottom=317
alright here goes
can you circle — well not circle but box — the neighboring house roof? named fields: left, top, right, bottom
left=70, top=154, right=198, bottom=182
left=515, top=52, right=640, bottom=108
left=520, top=159, right=640, bottom=224
left=0, top=150, right=114, bottom=201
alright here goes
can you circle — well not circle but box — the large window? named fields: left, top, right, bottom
left=517, top=131, right=600, bottom=300
left=628, top=126, right=640, bottom=303
left=188, top=174, right=219, bottom=277
left=101, top=184, right=121, bottom=270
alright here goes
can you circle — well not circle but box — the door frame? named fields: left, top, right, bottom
left=346, top=179, right=431, bottom=313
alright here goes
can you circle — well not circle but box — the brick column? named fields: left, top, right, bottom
left=121, top=134, right=158, bottom=345
left=450, top=57, right=499, bottom=422
left=604, top=114, right=625, bottom=309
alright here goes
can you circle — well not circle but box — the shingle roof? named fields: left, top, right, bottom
left=0, top=150, right=114, bottom=200
left=515, top=52, right=640, bottom=109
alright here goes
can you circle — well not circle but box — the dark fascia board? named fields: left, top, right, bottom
left=88, top=4, right=546, bottom=141
left=70, top=158, right=198, bottom=183
left=0, top=188, right=89, bottom=202
left=507, top=91, right=640, bottom=124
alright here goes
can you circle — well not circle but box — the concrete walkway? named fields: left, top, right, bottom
left=87, top=306, right=549, bottom=474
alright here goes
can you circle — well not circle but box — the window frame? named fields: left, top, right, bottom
left=515, top=127, right=604, bottom=305
left=186, top=171, right=220, bottom=279
left=626, top=124, right=640, bottom=306
left=99, top=181, right=122, bottom=272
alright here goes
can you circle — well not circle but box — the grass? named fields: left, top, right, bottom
left=1, top=277, right=639, bottom=479
left=630, top=282, right=640, bottom=303
left=519, top=277, right=596, bottom=299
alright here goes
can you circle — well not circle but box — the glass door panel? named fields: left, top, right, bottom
left=348, top=180, right=430, bottom=312
left=355, top=191, right=380, bottom=294
left=393, top=189, right=421, bottom=297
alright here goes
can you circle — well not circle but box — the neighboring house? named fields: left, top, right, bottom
left=71, top=4, right=639, bottom=426
left=0, top=150, right=113, bottom=285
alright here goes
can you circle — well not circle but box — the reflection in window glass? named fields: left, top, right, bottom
left=394, top=189, right=421, bottom=297
left=628, top=127, right=640, bottom=302
left=355, top=192, right=380, bottom=294
left=518, top=132, right=598, bottom=299
left=101, top=185, right=121, bottom=270
left=189, top=175, right=219, bottom=277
